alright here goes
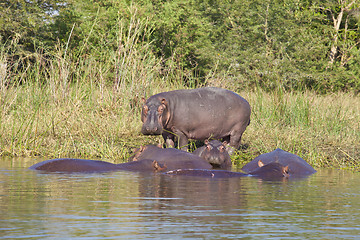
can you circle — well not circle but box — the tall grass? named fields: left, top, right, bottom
left=1, top=11, right=359, bottom=169
left=235, top=88, right=360, bottom=170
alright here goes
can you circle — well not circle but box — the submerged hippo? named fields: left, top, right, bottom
left=29, top=158, right=166, bottom=173
left=241, top=148, right=316, bottom=177
left=192, top=140, right=232, bottom=169
left=141, top=87, right=251, bottom=154
left=129, top=144, right=213, bottom=171
left=165, top=161, right=290, bottom=180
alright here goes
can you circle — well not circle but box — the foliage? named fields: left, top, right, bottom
left=1, top=0, right=360, bottom=92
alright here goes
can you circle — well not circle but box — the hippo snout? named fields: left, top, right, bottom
left=141, top=125, right=163, bottom=135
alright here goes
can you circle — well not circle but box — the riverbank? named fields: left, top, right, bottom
left=1, top=83, right=359, bottom=170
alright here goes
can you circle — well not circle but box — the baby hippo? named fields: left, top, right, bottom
left=192, top=140, right=232, bottom=169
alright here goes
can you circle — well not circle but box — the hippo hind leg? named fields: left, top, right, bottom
left=226, top=133, right=244, bottom=155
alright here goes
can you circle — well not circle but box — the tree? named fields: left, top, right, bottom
left=0, top=0, right=67, bottom=53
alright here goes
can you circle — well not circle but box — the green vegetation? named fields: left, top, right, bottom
left=1, top=0, right=359, bottom=169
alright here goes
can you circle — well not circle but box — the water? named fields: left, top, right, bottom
left=1, top=158, right=360, bottom=239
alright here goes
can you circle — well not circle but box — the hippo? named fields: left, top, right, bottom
left=164, top=161, right=290, bottom=180
left=29, top=158, right=166, bottom=173
left=129, top=144, right=213, bottom=171
left=141, top=87, right=251, bottom=154
left=192, top=140, right=232, bottom=169
left=241, top=148, right=316, bottom=177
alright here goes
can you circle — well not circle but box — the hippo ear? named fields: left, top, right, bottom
left=152, top=160, right=167, bottom=172
left=204, top=139, right=209, bottom=145
left=139, top=145, right=147, bottom=153
left=258, top=160, right=265, bottom=168
left=282, top=166, right=290, bottom=177
left=206, top=144, right=212, bottom=151
left=222, top=141, right=228, bottom=146
left=161, top=98, right=168, bottom=107
left=141, top=97, right=147, bottom=104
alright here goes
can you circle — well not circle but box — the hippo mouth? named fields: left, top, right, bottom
left=141, top=126, right=163, bottom=135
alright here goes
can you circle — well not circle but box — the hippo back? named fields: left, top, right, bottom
left=242, top=148, right=316, bottom=176
left=29, top=158, right=118, bottom=173
left=29, top=158, right=166, bottom=173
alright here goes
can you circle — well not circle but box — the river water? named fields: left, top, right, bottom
left=1, top=157, right=360, bottom=239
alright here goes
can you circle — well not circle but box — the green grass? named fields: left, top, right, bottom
left=1, top=77, right=359, bottom=170
left=233, top=89, right=360, bottom=170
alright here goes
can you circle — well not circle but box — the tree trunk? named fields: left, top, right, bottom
left=327, top=0, right=356, bottom=67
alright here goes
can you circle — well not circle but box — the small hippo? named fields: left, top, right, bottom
left=141, top=87, right=251, bottom=154
left=129, top=144, right=213, bottom=171
left=241, top=148, right=316, bottom=177
left=192, top=140, right=232, bottom=169
left=29, top=158, right=166, bottom=173
left=164, top=161, right=290, bottom=180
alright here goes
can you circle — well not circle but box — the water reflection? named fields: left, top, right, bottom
left=1, top=158, right=360, bottom=239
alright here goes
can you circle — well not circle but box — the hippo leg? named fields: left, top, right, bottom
left=163, top=128, right=188, bottom=150
left=162, top=132, right=175, bottom=148
left=227, top=133, right=243, bottom=155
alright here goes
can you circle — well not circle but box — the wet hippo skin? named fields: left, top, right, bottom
left=29, top=158, right=166, bottom=173
left=129, top=145, right=213, bottom=171
left=241, top=148, right=316, bottom=177
left=165, top=161, right=290, bottom=180
left=141, top=87, right=251, bottom=154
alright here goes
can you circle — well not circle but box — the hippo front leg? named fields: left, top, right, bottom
left=162, top=132, right=175, bottom=148
left=162, top=129, right=189, bottom=150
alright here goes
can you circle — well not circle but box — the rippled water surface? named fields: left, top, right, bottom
left=1, top=157, right=360, bottom=239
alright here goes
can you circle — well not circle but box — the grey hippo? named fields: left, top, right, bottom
left=241, top=148, right=316, bottom=177
left=165, top=161, right=290, bottom=180
left=141, top=87, right=251, bottom=154
left=129, top=144, right=213, bottom=171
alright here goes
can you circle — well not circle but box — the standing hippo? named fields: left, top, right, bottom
left=29, top=158, right=166, bottom=173
left=141, top=87, right=251, bottom=154
left=192, top=140, right=232, bottom=169
left=241, top=148, right=316, bottom=177
left=129, top=144, right=213, bottom=171
left=165, top=161, right=290, bottom=180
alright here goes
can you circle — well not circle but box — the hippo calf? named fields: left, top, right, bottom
left=141, top=87, right=251, bottom=154
left=129, top=144, right=213, bottom=171
left=241, top=148, right=316, bottom=177
left=192, top=140, right=232, bottom=169
left=29, top=158, right=166, bottom=173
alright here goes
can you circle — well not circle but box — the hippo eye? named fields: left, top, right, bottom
left=219, top=146, right=226, bottom=152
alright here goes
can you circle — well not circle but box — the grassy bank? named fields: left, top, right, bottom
left=1, top=79, right=359, bottom=170
left=1, top=15, right=359, bottom=170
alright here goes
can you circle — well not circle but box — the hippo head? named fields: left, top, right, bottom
left=141, top=97, right=169, bottom=135
left=128, top=144, right=163, bottom=162
left=199, top=140, right=232, bottom=169
left=251, top=160, right=290, bottom=179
